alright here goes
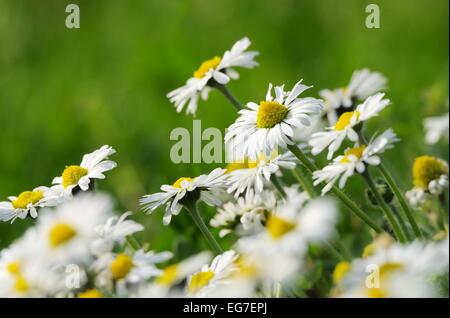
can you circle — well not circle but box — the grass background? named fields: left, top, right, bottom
left=0, top=0, right=448, bottom=256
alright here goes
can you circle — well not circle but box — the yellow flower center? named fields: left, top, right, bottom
left=226, top=158, right=258, bottom=173
left=49, top=223, right=77, bottom=248
left=14, top=275, right=29, bottom=294
left=256, top=101, right=289, bottom=129
left=366, top=262, right=403, bottom=298
left=62, top=165, right=88, bottom=189
left=7, top=262, right=21, bottom=276
left=172, top=177, right=194, bottom=188
left=340, top=145, right=366, bottom=163
left=266, top=214, right=296, bottom=239
left=11, top=190, right=44, bottom=209
left=333, top=261, right=351, bottom=284
left=156, top=264, right=179, bottom=286
left=335, top=111, right=360, bottom=131
left=367, top=288, right=386, bottom=298
left=188, top=270, right=215, bottom=294
left=193, top=56, right=222, bottom=79
left=110, top=254, right=134, bottom=280
left=78, top=289, right=103, bottom=298
left=412, top=155, right=448, bottom=189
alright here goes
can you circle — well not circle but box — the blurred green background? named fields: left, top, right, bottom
left=0, top=0, right=448, bottom=255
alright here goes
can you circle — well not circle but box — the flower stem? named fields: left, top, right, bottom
left=215, top=84, right=243, bottom=110
left=377, top=163, right=423, bottom=239
left=291, top=167, right=317, bottom=197
left=270, top=175, right=287, bottom=198
left=389, top=204, right=413, bottom=241
left=126, top=234, right=142, bottom=250
left=287, top=144, right=383, bottom=234
left=184, top=202, right=223, bottom=254
left=363, top=170, right=407, bottom=243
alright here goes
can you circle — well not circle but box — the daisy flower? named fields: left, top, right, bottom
left=93, top=249, right=173, bottom=290
left=91, top=212, right=144, bottom=255
left=312, top=129, right=399, bottom=194
left=309, top=93, right=391, bottom=159
left=155, top=252, right=212, bottom=288
left=320, top=69, right=386, bottom=124
left=225, top=81, right=323, bottom=160
left=423, top=112, right=449, bottom=145
left=35, top=193, right=113, bottom=265
left=186, top=250, right=239, bottom=297
left=238, top=196, right=338, bottom=256
left=334, top=240, right=449, bottom=298
left=52, top=145, right=117, bottom=197
left=0, top=229, right=64, bottom=297
left=0, top=186, right=61, bottom=223
left=225, top=150, right=298, bottom=197
left=406, top=155, right=449, bottom=206
left=167, top=37, right=259, bottom=115
left=140, top=168, right=227, bottom=225
left=210, top=190, right=277, bottom=237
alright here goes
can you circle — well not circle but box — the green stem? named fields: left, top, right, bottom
left=287, top=144, right=383, bottom=233
left=126, top=234, right=142, bottom=250
left=377, top=163, right=422, bottom=239
left=270, top=175, right=287, bottom=198
left=390, top=204, right=413, bottom=241
left=215, top=84, right=243, bottom=110
left=292, top=167, right=317, bottom=197
left=183, top=202, right=223, bottom=254
left=363, top=171, right=407, bottom=243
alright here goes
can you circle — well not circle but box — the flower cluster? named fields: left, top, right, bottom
left=1, top=38, right=448, bottom=298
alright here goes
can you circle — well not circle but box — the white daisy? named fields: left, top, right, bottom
left=52, top=145, right=117, bottom=197
left=0, top=186, right=62, bottom=223
left=225, top=81, right=323, bottom=159
left=335, top=240, right=449, bottom=298
left=210, top=190, right=277, bottom=237
left=91, top=212, right=144, bottom=255
left=167, top=37, right=259, bottom=115
left=93, top=249, right=173, bottom=290
left=0, top=229, right=65, bottom=298
left=225, top=150, right=297, bottom=197
left=424, top=112, right=449, bottom=144
left=140, top=168, right=227, bottom=225
left=313, top=129, right=399, bottom=194
left=405, top=155, right=449, bottom=206
left=238, top=195, right=338, bottom=264
left=155, top=252, right=212, bottom=288
left=320, top=69, right=386, bottom=125
left=310, top=93, right=391, bottom=159
left=35, top=193, right=113, bottom=265
left=186, top=250, right=239, bottom=297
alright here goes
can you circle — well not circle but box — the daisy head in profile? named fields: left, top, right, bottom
left=320, top=69, right=387, bottom=124
left=309, top=92, right=390, bottom=160
left=91, top=212, right=144, bottom=256
left=140, top=168, right=227, bottom=225
left=52, top=145, right=117, bottom=197
left=225, top=150, right=298, bottom=198
left=167, top=37, right=259, bottom=115
left=313, top=129, right=399, bottom=194
left=406, top=155, right=449, bottom=207
left=0, top=186, right=62, bottom=223
left=225, top=80, right=323, bottom=160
